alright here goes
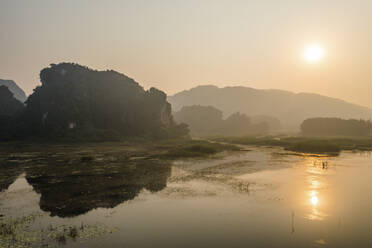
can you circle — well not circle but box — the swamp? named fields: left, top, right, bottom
left=1, top=141, right=371, bottom=247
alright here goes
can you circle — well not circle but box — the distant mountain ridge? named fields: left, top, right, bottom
left=0, top=79, right=27, bottom=102
left=168, top=85, right=372, bottom=128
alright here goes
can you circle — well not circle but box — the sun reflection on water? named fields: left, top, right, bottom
left=304, top=157, right=329, bottom=221
left=310, top=192, right=319, bottom=206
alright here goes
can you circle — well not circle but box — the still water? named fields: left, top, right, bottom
left=1, top=147, right=372, bottom=248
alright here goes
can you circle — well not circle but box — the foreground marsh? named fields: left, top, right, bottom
left=0, top=143, right=371, bottom=247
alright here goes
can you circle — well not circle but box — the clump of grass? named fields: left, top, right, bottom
left=161, top=140, right=240, bottom=159
left=81, top=155, right=94, bottom=162
left=0, top=222, right=15, bottom=236
left=53, top=226, right=78, bottom=244
left=0, top=213, right=43, bottom=247
left=68, top=226, right=79, bottom=239
left=55, top=232, right=67, bottom=245
left=167, top=144, right=218, bottom=158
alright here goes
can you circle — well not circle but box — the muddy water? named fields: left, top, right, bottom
left=1, top=147, right=372, bottom=248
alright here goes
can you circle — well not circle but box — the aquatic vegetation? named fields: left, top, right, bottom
left=0, top=140, right=241, bottom=219
left=0, top=213, right=117, bottom=248
left=160, top=141, right=240, bottom=158
left=285, top=140, right=341, bottom=153
left=0, top=140, right=239, bottom=247
left=46, top=223, right=117, bottom=245
left=1, top=144, right=372, bottom=247
left=0, top=213, right=44, bottom=248
left=80, top=155, right=95, bottom=162
left=0, top=139, right=240, bottom=166
left=213, top=136, right=372, bottom=153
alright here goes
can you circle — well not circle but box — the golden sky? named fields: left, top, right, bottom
left=1, top=0, right=371, bottom=107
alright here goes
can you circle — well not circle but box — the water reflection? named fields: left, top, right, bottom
left=310, top=191, right=319, bottom=206
left=2, top=147, right=372, bottom=248
left=0, top=159, right=171, bottom=217
left=304, top=157, right=329, bottom=221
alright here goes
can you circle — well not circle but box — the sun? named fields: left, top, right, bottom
left=304, top=44, right=324, bottom=63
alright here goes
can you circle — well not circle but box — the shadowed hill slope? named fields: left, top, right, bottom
left=0, top=79, right=27, bottom=102
left=0, top=86, right=25, bottom=140
left=0, top=86, right=24, bottom=116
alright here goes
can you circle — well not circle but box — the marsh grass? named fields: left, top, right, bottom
left=0, top=222, right=15, bottom=236
left=80, top=155, right=94, bottom=162
left=0, top=139, right=239, bottom=248
left=55, top=233, right=67, bottom=245
left=159, top=140, right=240, bottom=158
left=0, top=139, right=241, bottom=168
left=213, top=136, right=372, bottom=153
left=0, top=213, right=43, bottom=248
left=285, top=140, right=341, bottom=153
left=0, top=213, right=117, bottom=248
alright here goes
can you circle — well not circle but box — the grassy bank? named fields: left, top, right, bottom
left=212, top=136, right=372, bottom=154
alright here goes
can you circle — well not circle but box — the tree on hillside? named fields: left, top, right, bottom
left=173, top=105, right=223, bottom=135
left=250, top=115, right=282, bottom=131
left=222, top=112, right=269, bottom=136
left=174, top=105, right=270, bottom=136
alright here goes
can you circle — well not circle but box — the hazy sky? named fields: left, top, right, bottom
left=1, top=0, right=371, bottom=106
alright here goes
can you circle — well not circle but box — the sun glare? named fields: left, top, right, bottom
left=309, top=190, right=319, bottom=206
left=311, top=195, right=319, bottom=206
left=304, top=44, right=324, bottom=63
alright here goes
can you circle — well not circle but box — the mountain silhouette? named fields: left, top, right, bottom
left=168, top=85, right=372, bottom=128
left=20, top=63, right=187, bottom=140
left=0, top=79, right=27, bottom=102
